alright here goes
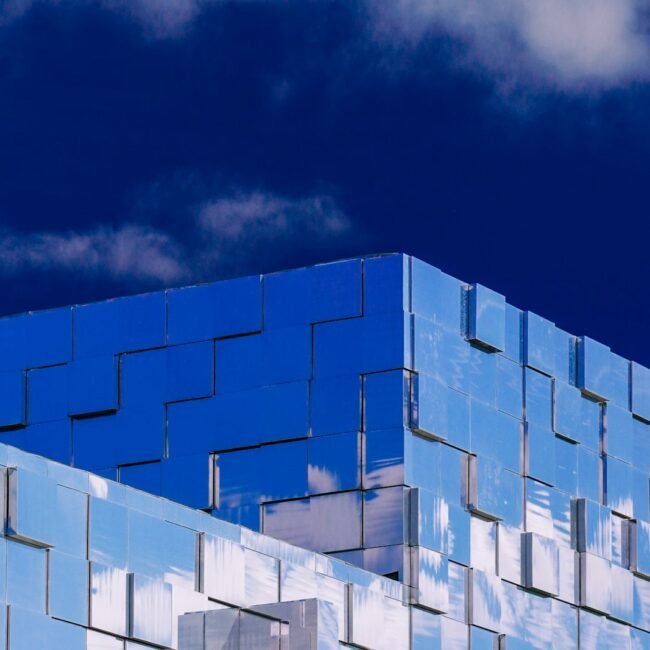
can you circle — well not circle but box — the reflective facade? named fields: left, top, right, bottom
left=1, top=253, right=650, bottom=648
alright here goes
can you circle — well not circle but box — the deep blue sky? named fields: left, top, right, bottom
left=1, top=1, right=650, bottom=364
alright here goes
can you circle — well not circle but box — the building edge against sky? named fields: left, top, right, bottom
left=0, top=253, right=650, bottom=647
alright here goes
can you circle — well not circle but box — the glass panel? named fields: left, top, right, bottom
left=7, top=540, right=46, bottom=612
left=89, top=562, right=128, bottom=636
left=49, top=551, right=89, bottom=625
left=129, top=573, right=173, bottom=647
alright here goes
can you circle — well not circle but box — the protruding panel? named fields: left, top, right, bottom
left=467, top=283, right=506, bottom=352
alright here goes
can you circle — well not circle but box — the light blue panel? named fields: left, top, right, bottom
left=73, top=291, right=166, bottom=358
left=632, top=628, right=650, bottom=650
left=89, top=562, right=128, bottom=636
left=524, top=311, right=556, bottom=376
left=411, top=257, right=464, bottom=333
left=89, top=496, right=129, bottom=569
left=441, top=617, right=468, bottom=649
left=467, top=343, right=497, bottom=406
left=633, top=418, right=650, bottom=475
left=607, top=403, right=634, bottom=463
left=1, top=419, right=72, bottom=464
left=48, top=551, right=89, bottom=625
left=264, top=258, right=362, bottom=328
left=307, top=432, right=360, bottom=494
left=410, top=488, right=448, bottom=554
left=577, top=336, right=611, bottom=400
left=363, top=254, right=409, bottom=315
left=7, top=467, right=55, bottom=546
left=554, top=380, right=601, bottom=450
left=410, top=607, right=442, bottom=650
left=498, top=521, right=522, bottom=585
left=523, top=532, right=559, bottom=595
left=609, top=352, right=631, bottom=410
left=447, top=561, right=467, bottom=622
left=0, top=370, right=26, bottom=428
left=468, top=283, right=506, bottom=351
left=128, top=511, right=197, bottom=589
left=311, top=374, right=360, bottom=436
left=50, top=618, right=85, bottom=649
left=363, top=486, right=407, bottom=547
left=364, top=428, right=406, bottom=489
left=576, top=445, right=601, bottom=503
left=555, top=435, right=578, bottom=495
left=610, top=562, right=634, bottom=624
left=552, top=600, right=578, bottom=650
left=167, top=381, right=309, bottom=456
left=216, top=326, right=311, bottom=392
left=448, top=504, right=471, bottom=566
left=27, top=364, right=68, bottom=424
left=504, top=303, right=523, bottom=363
left=87, top=630, right=124, bottom=650
left=0, top=306, right=72, bottom=371
left=67, top=356, right=118, bottom=417
left=579, top=553, right=611, bottom=614
left=470, top=455, right=523, bottom=528
left=526, top=423, right=556, bottom=486
left=439, top=443, right=468, bottom=509
left=167, top=274, right=261, bottom=344
left=52, top=484, right=88, bottom=557
left=633, top=575, right=650, bottom=631
left=411, top=547, right=449, bottom=612
left=470, top=400, right=520, bottom=473
left=161, top=454, right=212, bottom=508
left=575, top=498, right=612, bottom=559
left=364, top=370, right=409, bottom=432
left=525, top=478, right=555, bottom=540
left=496, top=356, right=523, bottom=419
left=553, top=327, right=576, bottom=386
left=6, top=607, right=50, bottom=650
left=314, top=312, right=411, bottom=378
left=470, top=569, right=501, bottom=631
left=632, top=362, right=650, bottom=422
left=7, top=540, right=46, bottom=612
left=73, top=405, right=165, bottom=469
left=470, top=626, right=499, bottom=649
left=524, top=368, right=553, bottom=429
left=129, top=573, right=172, bottom=647
left=119, top=461, right=161, bottom=496
left=632, top=469, right=650, bottom=523
left=606, top=455, right=634, bottom=518
left=611, top=513, right=628, bottom=568
left=217, top=441, right=307, bottom=511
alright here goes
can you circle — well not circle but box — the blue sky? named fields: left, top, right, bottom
left=1, top=1, right=650, bottom=363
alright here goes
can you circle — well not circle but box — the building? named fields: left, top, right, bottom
left=0, top=253, right=649, bottom=648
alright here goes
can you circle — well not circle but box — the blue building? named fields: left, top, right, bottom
left=0, top=253, right=649, bottom=648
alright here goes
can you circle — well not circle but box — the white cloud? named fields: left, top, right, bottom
left=0, top=224, right=188, bottom=283
left=367, top=0, right=650, bottom=91
left=0, top=190, right=351, bottom=285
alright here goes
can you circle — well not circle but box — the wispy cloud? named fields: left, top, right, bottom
left=367, top=0, right=650, bottom=92
left=0, top=191, right=352, bottom=285
left=0, top=224, right=188, bottom=283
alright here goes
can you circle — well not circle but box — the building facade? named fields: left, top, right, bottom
left=0, top=254, right=649, bottom=648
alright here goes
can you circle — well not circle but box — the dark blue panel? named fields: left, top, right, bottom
left=216, top=327, right=311, bottom=392
left=0, top=307, right=72, bottom=372
left=167, top=275, right=261, bottom=345
left=307, top=432, right=361, bottom=494
left=28, top=365, right=68, bottom=424
left=161, top=454, right=211, bottom=509
left=120, top=348, right=166, bottom=407
left=217, top=440, right=308, bottom=510
left=0, top=370, right=26, bottom=428
left=119, top=462, right=162, bottom=496
left=73, top=405, right=165, bottom=469
left=314, top=312, right=410, bottom=378
left=214, top=504, right=260, bottom=530
left=165, top=341, right=214, bottom=402
left=363, top=254, right=409, bottom=315
left=364, top=428, right=406, bottom=489
left=74, top=292, right=166, bottom=358
left=167, top=381, right=309, bottom=456
left=67, top=356, right=118, bottom=417
left=264, top=258, right=362, bottom=329
left=411, top=257, right=464, bottom=333
left=364, top=370, right=409, bottom=432
left=311, top=374, right=360, bottom=436
left=0, top=419, right=71, bottom=464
